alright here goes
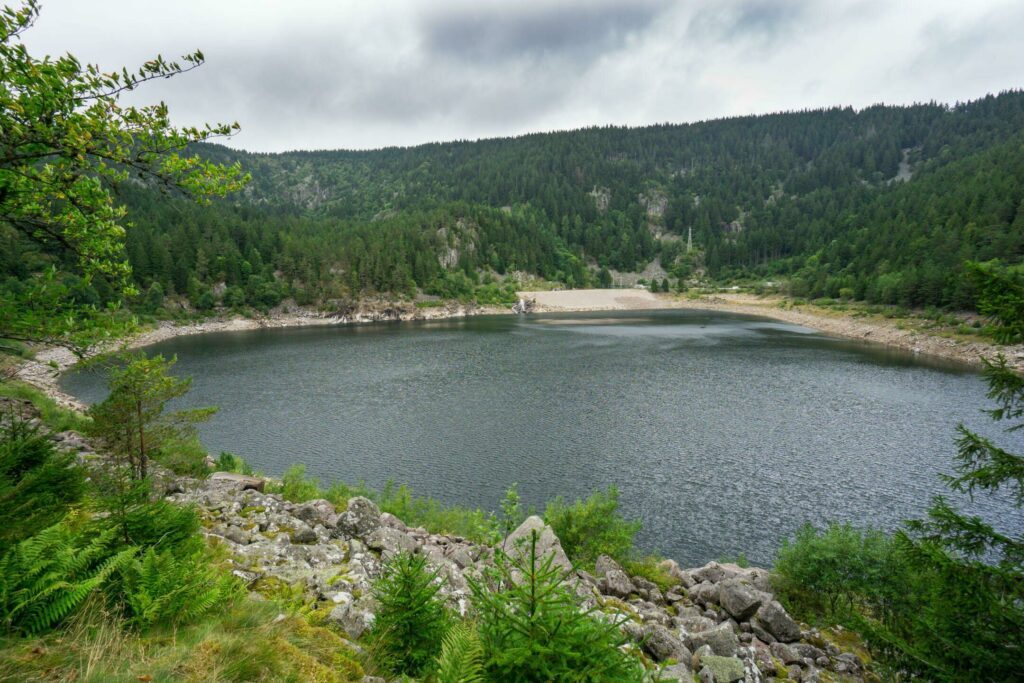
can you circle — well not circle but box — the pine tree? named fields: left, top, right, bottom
left=895, top=261, right=1024, bottom=678
left=89, top=352, right=216, bottom=481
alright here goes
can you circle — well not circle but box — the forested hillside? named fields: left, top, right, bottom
left=104, top=91, right=1024, bottom=311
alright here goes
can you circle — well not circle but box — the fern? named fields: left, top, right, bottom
left=0, top=523, right=135, bottom=634
left=122, top=545, right=238, bottom=628
left=435, top=623, right=485, bottom=683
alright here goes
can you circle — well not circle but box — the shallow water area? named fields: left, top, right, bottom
left=63, top=309, right=1023, bottom=566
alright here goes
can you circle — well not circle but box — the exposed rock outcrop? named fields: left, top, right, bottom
left=164, top=473, right=873, bottom=682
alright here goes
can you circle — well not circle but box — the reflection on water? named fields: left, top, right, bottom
left=63, top=309, right=1022, bottom=566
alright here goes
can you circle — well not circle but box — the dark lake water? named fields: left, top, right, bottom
left=62, top=310, right=1023, bottom=566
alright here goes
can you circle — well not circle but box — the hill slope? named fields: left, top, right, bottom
left=110, top=90, right=1024, bottom=310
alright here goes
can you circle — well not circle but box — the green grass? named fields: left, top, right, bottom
left=0, top=380, right=90, bottom=432
left=0, top=597, right=364, bottom=682
left=266, top=464, right=498, bottom=543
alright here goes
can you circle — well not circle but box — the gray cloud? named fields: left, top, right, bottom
left=420, top=0, right=668, bottom=64
left=18, top=0, right=1024, bottom=152
left=686, top=0, right=810, bottom=47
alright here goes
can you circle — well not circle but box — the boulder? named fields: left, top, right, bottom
left=594, top=554, right=619, bottom=577
left=445, top=544, right=476, bottom=569
left=328, top=596, right=377, bottom=640
left=790, top=642, right=826, bottom=661
left=209, top=472, right=265, bottom=492
left=335, top=496, right=382, bottom=539
left=836, top=652, right=863, bottom=674
left=697, top=655, right=745, bottom=683
left=600, top=568, right=636, bottom=599
left=292, top=499, right=336, bottom=528
left=717, top=578, right=762, bottom=621
left=641, top=623, right=691, bottom=663
left=379, top=512, right=409, bottom=531
left=770, top=642, right=803, bottom=665
left=756, top=600, right=801, bottom=643
left=689, top=581, right=720, bottom=605
left=500, top=516, right=572, bottom=572
left=289, top=523, right=318, bottom=544
left=749, top=619, right=776, bottom=645
left=676, top=615, right=716, bottom=634
left=691, top=561, right=741, bottom=584
left=365, top=526, right=418, bottom=558
left=685, top=622, right=739, bottom=657
left=657, top=662, right=692, bottom=681
left=221, top=525, right=251, bottom=545
left=743, top=567, right=772, bottom=592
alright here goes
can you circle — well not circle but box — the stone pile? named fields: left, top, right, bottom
left=172, top=474, right=871, bottom=682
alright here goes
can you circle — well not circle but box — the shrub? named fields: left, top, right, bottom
left=90, top=464, right=201, bottom=548
left=377, top=481, right=496, bottom=542
left=0, top=416, right=85, bottom=551
left=470, top=529, right=644, bottom=682
left=369, top=551, right=452, bottom=677
left=543, top=486, right=641, bottom=568
left=216, top=451, right=253, bottom=475
left=773, top=522, right=901, bottom=619
left=623, top=555, right=677, bottom=593
left=272, top=464, right=321, bottom=502
left=156, top=434, right=210, bottom=477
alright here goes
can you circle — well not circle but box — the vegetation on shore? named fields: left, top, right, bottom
left=770, top=264, right=1024, bottom=680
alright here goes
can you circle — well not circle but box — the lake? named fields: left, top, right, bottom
left=62, top=309, right=1023, bottom=566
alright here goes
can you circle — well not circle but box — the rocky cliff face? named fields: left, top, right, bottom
left=175, top=474, right=872, bottom=683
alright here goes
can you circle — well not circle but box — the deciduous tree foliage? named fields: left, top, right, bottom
left=0, top=0, right=247, bottom=353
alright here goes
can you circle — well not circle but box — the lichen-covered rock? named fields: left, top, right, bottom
left=690, top=581, right=720, bottom=605
left=757, top=599, right=801, bottom=643
left=691, top=561, right=741, bottom=584
left=328, top=595, right=378, bottom=639
left=500, top=515, right=572, bottom=572
left=209, top=471, right=266, bottom=492
left=293, top=498, right=337, bottom=528
left=334, top=496, right=382, bottom=539
left=770, top=641, right=803, bottom=665
left=641, top=623, right=691, bottom=663
left=365, top=526, right=418, bottom=558
left=718, top=578, right=762, bottom=621
left=675, top=615, right=715, bottom=634
left=697, top=655, right=745, bottom=682
left=685, top=622, right=739, bottom=657
left=289, top=523, right=318, bottom=544
left=657, top=661, right=692, bottom=681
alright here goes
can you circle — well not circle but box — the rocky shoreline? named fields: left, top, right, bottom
left=4, top=386, right=872, bottom=683
left=3, top=386, right=871, bottom=683
left=157, top=469, right=870, bottom=682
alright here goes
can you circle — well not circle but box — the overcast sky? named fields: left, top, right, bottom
left=20, top=0, right=1024, bottom=152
